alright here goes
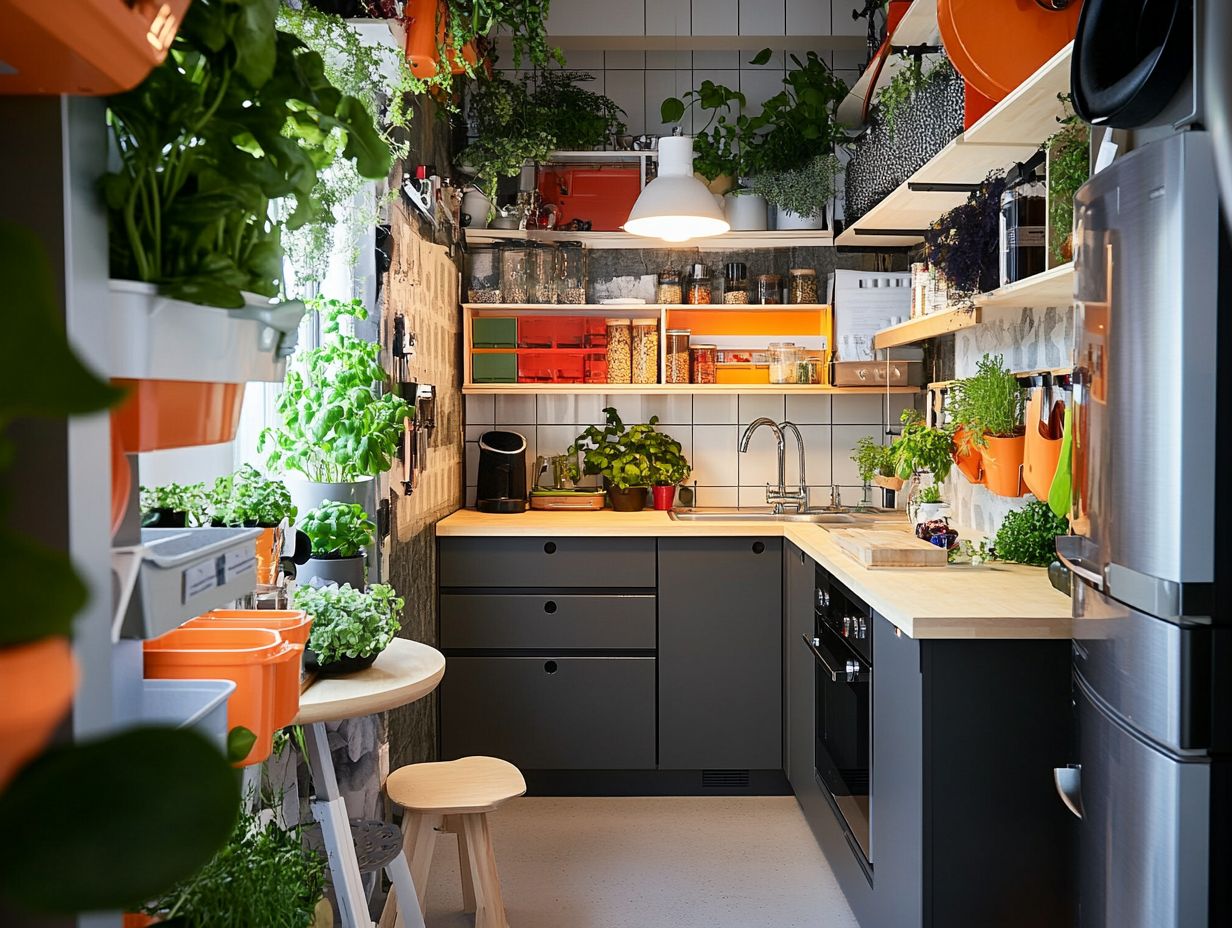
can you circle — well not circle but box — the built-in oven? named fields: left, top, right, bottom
left=807, top=565, right=873, bottom=875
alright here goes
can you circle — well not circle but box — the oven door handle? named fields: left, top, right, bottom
left=802, top=634, right=869, bottom=684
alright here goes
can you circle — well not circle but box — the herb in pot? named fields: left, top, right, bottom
left=1045, top=98, right=1089, bottom=266
left=993, top=500, right=1069, bottom=567
left=742, top=50, right=849, bottom=177
left=748, top=153, right=842, bottom=220
left=209, top=465, right=295, bottom=527
left=291, top=582, right=404, bottom=669
left=948, top=353, right=1024, bottom=450
left=916, top=482, right=943, bottom=504
left=892, top=410, right=954, bottom=482
left=259, top=298, right=410, bottom=483
left=851, top=436, right=896, bottom=483
left=923, top=171, right=1008, bottom=296
left=660, top=79, right=751, bottom=183
left=298, top=500, right=375, bottom=559
left=140, top=482, right=209, bottom=527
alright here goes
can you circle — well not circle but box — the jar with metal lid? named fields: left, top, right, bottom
left=467, top=242, right=503, bottom=303
left=723, top=262, right=749, bottom=304
left=756, top=273, right=783, bottom=304
left=631, top=318, right=660, bottom=384
left=789, top=268, right=819, bottom=304
left=657, top=269, right=683, bottom=304
left=665, top=329, right=691, bottom=383
left=686, top=263, right=712, bottom=304
left=525, top=241, right=558, bottom=303
left=556, top=241, right=588, bottom=304
left=768, top=342, right=799, bottom=383
left=606, top=318, right=632, bottom=384
left=690, top=344, right=717, bottom=384
left=499, top=244, right=529, bottom=304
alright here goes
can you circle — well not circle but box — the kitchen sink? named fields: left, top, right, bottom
left=668, top=507, right=867, bottom=524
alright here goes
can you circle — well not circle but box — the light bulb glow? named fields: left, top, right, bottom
left=624, top=136, right=729, bottom=242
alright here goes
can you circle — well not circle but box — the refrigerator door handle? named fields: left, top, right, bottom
left=1056, top=535, right=1104, bottom=590
left=1053, top=764, right=1084, bottom=819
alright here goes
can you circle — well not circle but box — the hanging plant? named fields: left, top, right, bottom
left=923, top=170, right=1008, bottom=297
left=1045, top=97, right=1090, bottom=266
left=874, top=56, right=955, bottom=138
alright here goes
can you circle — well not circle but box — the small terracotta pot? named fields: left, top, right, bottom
left=981, top=433, right=1026, bottom=497
left=652, top=485, right=677, bottom=510
left=952, top=427, right=984, bottom=484
left=872, top=474, right=904, bottom=492
left=0, top=636, right=77, bottom=791
left=608, top=486, right=648, bottom=512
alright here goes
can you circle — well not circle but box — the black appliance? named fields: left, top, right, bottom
left=476, top=431, right=528, bottom=514
left=808, top=564, right=873, bottom=877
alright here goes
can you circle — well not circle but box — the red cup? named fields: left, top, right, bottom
left=652, top=485, right=677, bottom=511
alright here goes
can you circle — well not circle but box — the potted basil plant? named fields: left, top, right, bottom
left=291, top=582, right=404, bottom=675
left=644, top=430, right=692, bottom=511
left=297, top=500, right=375, bottom=590
left=565, top=407, right=655, bottom=512
left=210, top=465, right=297, bottom=586
left=892, top=410, right=956, bottom=524
left=140, top=482, right=209, bottom=528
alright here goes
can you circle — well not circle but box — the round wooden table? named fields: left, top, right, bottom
left=295, top=639, right=446, bottom=928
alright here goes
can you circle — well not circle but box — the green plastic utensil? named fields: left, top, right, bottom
left=1048, top=406, right=1073, bottom=519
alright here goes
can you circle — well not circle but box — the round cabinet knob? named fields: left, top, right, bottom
left=544, top=660, right=558, bottom=674
left=752, top=541, right=766, bottom=554
left=544, top=541, right=557, bottom=554
left=544, top=600, right=558, bottom=614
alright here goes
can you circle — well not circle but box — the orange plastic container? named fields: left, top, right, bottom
left=184, top=611, right=312, bottom=729
left=0, top=637, right=77, bottom=791
left=143, top=628, right=293, bottom=766
left=112, top=379, right=246, bottom=452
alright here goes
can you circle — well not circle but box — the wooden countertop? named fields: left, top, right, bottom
left=294, top=638, right=446, bottom=724
left=436, top=509, right=1073, bottom=641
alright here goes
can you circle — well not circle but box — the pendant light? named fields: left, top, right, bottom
left=624, top=136, right=730, bottom=242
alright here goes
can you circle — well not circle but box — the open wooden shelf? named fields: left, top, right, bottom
left=462, top=383, right=922, bottom=396
left=975, top=262, right=1074, bottom=308
left=464, top=303, right=831, bottom=313
left=873, top=306, right=982, bottom=350
left=963, top=43, right=1075, bottom=147
left=463, top=229, right=835, bottom=250
left=837, top=0, right=943, bottom=128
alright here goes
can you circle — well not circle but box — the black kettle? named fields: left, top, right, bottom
left=476, top=430, right=528, bottom=514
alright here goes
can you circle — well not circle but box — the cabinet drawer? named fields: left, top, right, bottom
left=440, top=656, right=656, bottom=769
left=439, top=537, right=656, bottom=588
left=440, top=594, right=656, bottom=650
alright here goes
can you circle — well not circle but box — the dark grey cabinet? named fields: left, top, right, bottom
left=440, top=593, right=656, bottom=650
left=784, top=541, right=815, bottom=790
left=657, top=537, right=783, bottom=770
left=439, top=536, right=656, bottom=588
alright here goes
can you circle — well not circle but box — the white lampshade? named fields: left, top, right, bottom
left=624, top=135, right=730, bottom=242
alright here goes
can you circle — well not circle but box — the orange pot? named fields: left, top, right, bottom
left=405, top=0, right=444, bottom=79
left=1023, top=391, right=1064, bottom=500
left=981, top=433, right=1026, bottom=497
left=253, top=526, right=283, bottom=586
left=952, top=427, right=984, bottom=484
left=0, top=637, right=77, bottom=791
left=110, top=418, right=131, bottom=539
left=111, top=379, right=245, bottom=452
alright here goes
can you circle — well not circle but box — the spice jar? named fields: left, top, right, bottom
left=789, top=268, right=819, bottom=304
left=467, top=243, right=502, bottom=303
left=525, top=241, right=557, bottom=304
left=723, top=262, right=749, bottom=304
left=756, top=273, right=783, bottom=304
left=690, top=344, right=717, bottom=384
left=500, top=244, right=529, bottom=304
left=606, top=319, right=632, bottom=384
left=556, top=241, right=588, bottom=304
left=657, top=269, right=683, bottom=304
left=666, top=329, right=691, bottom=383
left=768, top=342, right=799, bottom=384
left=631, top=318, right=660, bottom=384
left=686, top=263, right=712, bottom=304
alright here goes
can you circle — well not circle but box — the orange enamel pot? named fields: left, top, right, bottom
left=981, top=433, right=1026, bottom=498
left=111, top=379, right=245, bottom=452
left=952, top=427, right=984, bottom=484
left=405, top=0, right=445, bottom=79
left=0, top=637, right=77, bottom=791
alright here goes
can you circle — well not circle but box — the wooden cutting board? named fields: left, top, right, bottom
left=830, top=528, right=949, bottom=568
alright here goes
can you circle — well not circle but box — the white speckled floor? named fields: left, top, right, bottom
left=420, top=796, right=858, bottom=928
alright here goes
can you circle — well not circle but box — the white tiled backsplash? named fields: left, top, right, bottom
left=464, top=392, right=919, bottom=508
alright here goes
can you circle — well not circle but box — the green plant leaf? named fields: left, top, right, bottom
left=749, top=47, right=774, bottom=66
left=661, top=96, right=685, bottom=123
left=226, top=725, right=258, bottom=764
left=0, top=529, right=86, bottom=646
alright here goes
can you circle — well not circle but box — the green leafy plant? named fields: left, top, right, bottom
left=102, top=0, right=392, bottom=309
left=446, top=0, right=562, bottom=74
left=299, top=500, right=375, bottom=558
left=531, top=69, right=627, bottom=151
left=565, top=406, right=677, bottom=490
left=949, top=353, right=1024, bottom=451
left=993, top=500, right=1069, bottom=567
left=260, top=297, right=411, bottom=482
left=140, top=482, right=210, bottom=525
left=210, top=465, right=295, bottom=527
left=642, top=429, right=691, bottom=486
left=1045, top=97, right=1089, bottom=266
left=874, top=56, right=955, bottom=137
left=851, top=436, right=896, bottom=483
left=916, top=482, right=943, bottom=504
left=748, top=153, right=842, bottom=218
left=742, top=49, right=849, bottom=177
left=893, top=410, right=954, bottom=482
left=292, top=582, right=404, bottom=664
left=660, top=78, right=750, bottom=181
left=146, top=803, right=326, bottom=928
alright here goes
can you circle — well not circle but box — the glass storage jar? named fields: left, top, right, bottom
left=631, top=318, right=660, bottom=384
left=768, top=342, right=800, bottom=383
left=686, top=263, right=713, bottom=304
left=756, top=273, right=783, bottom=304
left=657, top=269, right=683, bottom=304
left=605, top=318, right=632, bottom=384
left=467, top=243, right=503, bottom=303
left=525, top=241, right=558, bottom=304
left=789, top=268, right=819, bottom=304
left=723, top=262, right=749, bottom=304
left=556, top=241, right=588, bottom=304
left=499, top=244, right=529, bottom=304
left=665, top=329, right=691, bottom=383
left=690, top=344, right=717, bottom=384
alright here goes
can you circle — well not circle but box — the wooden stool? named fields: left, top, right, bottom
left=379, top=756, right=526, bottom=928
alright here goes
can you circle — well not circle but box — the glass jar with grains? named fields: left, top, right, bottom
left=556, top=241, right=588, bottom=304
left=665, top=329, right=691, bottom=383
left=631, top=318, right=660, bottom=384
left=657, top=269, right=683, bottom=304
left=686, top=263, right=712, bottom=304
left=500, top=244, right=529, bottom=304
left=756, top=273, right=783, bottom=304
left=606, top=318, right=632, bottom=384
left=467, top=242, right=502, bottom=303
left=789, top=268, right=819, bottom=304
left=690, top=344, right=717, bottom=384
left=768, top=342, right=800, bottom=384
left=525, top=241, right=557, bottom=304
left=723, top=262, right=749, bottom=303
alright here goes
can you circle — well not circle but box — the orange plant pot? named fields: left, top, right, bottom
left=405, top=0, right=444, bottom=78
left=1023, top=391, right=1064, bottom=500
left=0, top=637, right=77, bottom=791
left=111, top=379, right=245, bottom=452
left=952, top=427, right=984, bottom=484
left=981, top=433, right=1026, bottom=497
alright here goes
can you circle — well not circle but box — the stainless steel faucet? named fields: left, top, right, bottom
left=738, top=417, right=810, bottom=513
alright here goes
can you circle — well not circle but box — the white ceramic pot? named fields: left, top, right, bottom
left=297, top=555, right=366, bottom=590
left=287, top=477, right=377, bottom=527
left=774, top=204, right=827, bottom=231
left=725, top=191, right=769, bottom=231
left=461, top=188, right=492, bottom=228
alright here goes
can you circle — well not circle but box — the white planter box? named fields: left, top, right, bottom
left=109, top=279, right=305, bottom=383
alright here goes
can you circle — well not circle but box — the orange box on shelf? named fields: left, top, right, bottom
left=112, top=379, right=245, bottom=452
left=716, top=365, right=771, bottom=385
left=538, top=165, right=642, bottom=231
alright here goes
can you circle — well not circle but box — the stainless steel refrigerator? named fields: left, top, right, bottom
left=1056, top=129, right=1231, bottom=928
